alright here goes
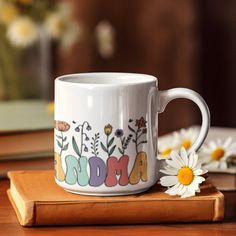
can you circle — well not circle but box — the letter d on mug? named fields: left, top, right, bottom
left=54, top=73, right=210, bottom=196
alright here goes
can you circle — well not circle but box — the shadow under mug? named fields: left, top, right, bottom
left=54, top=73, right=210, bottom=196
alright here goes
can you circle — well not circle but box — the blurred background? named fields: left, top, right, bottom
left=0, top=0, right=235, bottom=134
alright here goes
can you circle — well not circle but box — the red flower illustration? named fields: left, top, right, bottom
left=135, top=117, right=147, bottom=129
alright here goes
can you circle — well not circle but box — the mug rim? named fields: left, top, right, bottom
left=55, top=72, right=157, bottom=86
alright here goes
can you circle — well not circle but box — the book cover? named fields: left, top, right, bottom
left=0, top=100, right=53, bottom=133
left=7, top=170, right=224, bottom=226
left=0, top=100, right=54, bottom=161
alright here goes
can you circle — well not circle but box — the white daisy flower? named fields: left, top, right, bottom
left=173, top=127, right=198, bottom=150
left=95, top=20, right=115, bottom=59
left=160, top=147, right=207, bottom=198
left=45, top=12, right=80, bottom=48
left=199, top=137, right=236, bottom=170
left=157, top=138, right=178, bottom=160
left=7, top=17, right=38, bottom=48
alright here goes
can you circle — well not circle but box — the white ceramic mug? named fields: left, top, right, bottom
left=54, top=72, right=210, bottom=196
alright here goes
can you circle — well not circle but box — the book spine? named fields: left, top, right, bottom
left=33, top=199, right=224, bottom=226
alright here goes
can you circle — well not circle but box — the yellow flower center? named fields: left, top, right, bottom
left=181, top=139, right=192, bottom=149
left=160, top=147, right=172, bottom=158
left=18, top=24, right=31, bottom=37
left=177, top=167, right=194, bottom=185
left=55, top=19, right=66, bottom=34
left=211, top=148, right=225, bottom=161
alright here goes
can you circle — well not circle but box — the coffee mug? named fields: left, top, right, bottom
left=54, top=72, right=210, bottom=196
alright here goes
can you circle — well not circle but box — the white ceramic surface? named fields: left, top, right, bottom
left=54, top=72, right=210, bottom=196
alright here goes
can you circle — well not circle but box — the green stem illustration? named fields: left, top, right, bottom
left=60, top=131, right=64, bottom=156
left=128, top=117, right=147, bottom=154
left=73, top=121, right=91, bottom=157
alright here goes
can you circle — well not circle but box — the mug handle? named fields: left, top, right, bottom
left=148, top=87, right=210, bottom=155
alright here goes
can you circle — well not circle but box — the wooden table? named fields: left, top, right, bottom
left=0, top=179, right=236, bottom=236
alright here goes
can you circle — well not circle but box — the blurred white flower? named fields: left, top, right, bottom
left=199, top=137, right=236, bottom=170
left=45, top=13, right=66, bottom=39
left=160, top=148, right=207, bottom=198
left=173, top=127, right=198, bottom=150
left=61, top=20, right=81, bottom=49
left=158, top=138, right=178, bottom=160
left=95, top=20, right=115, bottom=59
left=45, top=11, right=80, bottom=48
left=7, top=17, right=38, bottom=48
left=0, top=2, right=18, bottom=25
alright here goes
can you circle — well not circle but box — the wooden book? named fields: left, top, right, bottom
left=208, top=168, right=236, bottom=191
left=0, top=157, right=53, bottom=178
left=0, top=100, right=54, bottom=160
left=7, top=170, right=224, bottom=226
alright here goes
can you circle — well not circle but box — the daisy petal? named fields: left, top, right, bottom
left=203, top=161, right=219, bottom=170
left=180, top=147, right=188, bottom=166
left=223, top=137, right=233, bottom=148
left=191, top=178, right=201, bottom=190
left=166, top=159, right=182, bottom=169
left=181, top=189, right=195, bottom=198
left=170, top=151, right=185, bottom=167
left=165, top=183, right=180, bottom=195
left=194, top=176, right=205, bottom=184
left=209, top=141, right=217, bottom=150
left=177, top=185, right=187, bottom=196
left=189, top=152, right=198, bottom=168
left=160, top=176, right=178, bottom=187
left=160, top=168, right=178, bottom=175
left=193, top=169, right=205, bottom=175
left=219, top=161, right=227, bottom=170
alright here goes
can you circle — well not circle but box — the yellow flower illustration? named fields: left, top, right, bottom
left=104, top=124, right=112, bottom=136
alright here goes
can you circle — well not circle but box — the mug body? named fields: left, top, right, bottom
left=54, top=72, right=158, bottom=196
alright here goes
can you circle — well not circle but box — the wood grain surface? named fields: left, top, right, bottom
left=0, top=179, right=236, bottom=236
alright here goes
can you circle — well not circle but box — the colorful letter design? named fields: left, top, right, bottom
left=54, top=153, right=65, bottom=181
left=65, top=155, right=89, bottom=186
left=105, top=155, right=129, bottom=186
left=129, top=152, right=148, bottom=185
left=89, top=156, right=107, bottom=187
left=55, top=118, right=149, bottom=187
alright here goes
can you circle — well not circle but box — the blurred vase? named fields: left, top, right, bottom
left=0, top=27, right=52, bottom=100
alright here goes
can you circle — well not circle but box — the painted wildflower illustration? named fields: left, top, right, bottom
left=101, top=124, right=116, bottom=157
left=128, top=117, right=147, bottom=153
left=115, top=128, right=133, bottom=155
left=54, top=120, right=70, bottom=181
left=91, top=133, right=100, bottom=156
left=55, top=120, right=70, bottom=155
left=72, top=121, right=92, bottom=157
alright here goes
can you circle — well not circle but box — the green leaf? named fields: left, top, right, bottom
left=109, top=145, right=116, bottom=156
left=138, top=140, right=147, bottom=146
left=56, top=135, right=62, bottom=139
left=100, top=142, right=108, bottom=152
left=72, top=136, right=81, bottom=156
left=118, top=147, right=124, bottom=155
left=63, top=143, right=69, bottom=151
left=63, top=136, right=67, bottom=142
left=108, top=137, right=114, bottom=147
left=132, top=139, right=136, bottom=143
left=56, top=140, right=62, bottom=148
left=128, top=125, right=135, bottom=133
left=121, top=137, right=125, bottom=145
